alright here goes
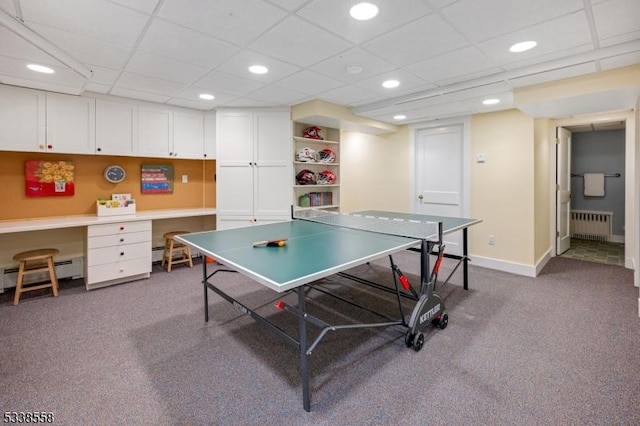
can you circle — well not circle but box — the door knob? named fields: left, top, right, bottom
left=418, top=194, right=424, bottom=200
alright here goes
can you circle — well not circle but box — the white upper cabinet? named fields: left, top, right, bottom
left=137, top=105, right=173, bottom=158
left=0, top=85, right=46, bottom=152
left=46, top=93, right=95, bottom=154
left=173, top=109, right=204, bottom=159
left=203, top=110, right=216, bottom=160
left=95, top=98, right=138, bottom=156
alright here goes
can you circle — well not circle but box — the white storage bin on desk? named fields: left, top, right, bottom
left=96, top=200, right=136, bottom=217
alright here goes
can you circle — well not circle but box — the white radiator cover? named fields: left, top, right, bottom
left=1, top=257, right=84, bottom=292
left=570, top=210, right=613, bottom=242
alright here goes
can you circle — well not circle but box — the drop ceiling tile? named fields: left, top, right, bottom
left=599, top=30, right=640, bottom=47
left=354, top=69, right=432, bottom=97
left=500, top=45, right=593, bottom=71
left=110, top=86, right=171, bottom=103
left=0, top=27, right=60, bottom=65
left=138, top=19, right=239, bottom=69
left=312, top=47, right=396, bottom=83
left=0, top=54, right=86, bottom=88
left=19, top=0, right=150, bottom=47
left=362, top=14, right=469, bottom=66
left=173, top=86, right=238, bottom=105
left=215, top=49, right=301, bottom=84
left=318, top=85, right=382, bottom=107
left=248, top=16, right=351, bottom=68
left=441, top=0, right=584, bottom=42
left=406, top=46, right=497, bottom=84
left=0, top=0, right=16, bottom=14
left=296, top=0, right=432, bottom=44
left=246, top=84, right=309, bottom=105
left=196, top=71, right=265, bottom=96
left=86, top=64, right=120, bottom=85
left=26, top=23, right=132, bottom=70
left=275, top=70, right=345, bottom=95
left=158, top=0, right=287, bottom=46
left=224, top=97, right=273, bottom=107
left=116, top=71, right=187, bottom=96
left=267, top=0, right=310, bottom=12
left=108, top=0, right=161, bottom=14
left=477, top=12, right=593, bottom=66
left=593, top=0, right=640, bottom=40
left=126, top=50, right=208, bottom=84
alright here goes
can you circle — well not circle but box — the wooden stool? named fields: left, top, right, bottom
left=162, top=231, right=193, bottom=272
left=13, top=248, right=59, bottom=306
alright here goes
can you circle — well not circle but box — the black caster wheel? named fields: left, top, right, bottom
left=437, top=313, right=448, bottom=330
left=412, top=332, right=424, bottom=352
left=405, top=332, right=414, bottom=348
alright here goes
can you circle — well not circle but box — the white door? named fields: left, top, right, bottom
left=414, top=125, right=464, bottom=255
left=556, top=127, right=572, bottom=255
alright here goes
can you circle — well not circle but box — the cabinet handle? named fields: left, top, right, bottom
left=120, top=238, right=124, bottom=242
left=97, top=147, right=102, bottom=152
left=120, top=252, right=125, bottom=256
left=39, top=144, right=45, bottom=150
left=47, top=144, right=53, bottom=149
left=119, top=268, right=124, bottom=273
left=119, top=226, right=125, bottom=231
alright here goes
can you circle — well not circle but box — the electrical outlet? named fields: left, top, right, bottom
left=182, top=174, right=188, bottom=183
left=488, top=234, right=495, bottom=245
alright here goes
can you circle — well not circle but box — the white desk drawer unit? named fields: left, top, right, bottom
left=85, top=220, right=152, bottom=290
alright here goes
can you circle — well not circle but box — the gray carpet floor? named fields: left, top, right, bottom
left=1, top=253, right=639, bottom=425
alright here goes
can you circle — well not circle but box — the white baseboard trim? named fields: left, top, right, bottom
left=612, top=234, right=624, bottom=243
left=535, top=249, right=552, bottom=276
left=470, top=255, right=537, bottom=277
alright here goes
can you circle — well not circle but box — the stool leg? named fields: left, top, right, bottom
left=185, top=245, right=193, bottom=268
left=13, top=261, right=25, bottom=306
left=167, top=239, right=175, bottom=272
left=47, top=256, right=59, bottom=297
left=162, top=239, right=170, bottom=268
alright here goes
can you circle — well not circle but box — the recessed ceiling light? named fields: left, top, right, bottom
left=199, top=93, right=215, bottom=100
left=248, top=65, right=268, bottom=74
left=482, top=98, right=500, bottom=105
left=350, top=2, right=379, bottom=20
left=509, top=41, right=537, bottom=53
left=27, top=64, right=54, bottom=74
left=382, top=79, right=400, bottom=89
left=393, top=114, right=407, bottom=120
left=346, top=64, right=364, bottom=74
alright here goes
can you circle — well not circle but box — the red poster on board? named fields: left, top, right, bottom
left=25, top=160, right=75, bottom=197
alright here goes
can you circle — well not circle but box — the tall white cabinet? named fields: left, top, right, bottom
left=216, top=108, right=291, bottom=230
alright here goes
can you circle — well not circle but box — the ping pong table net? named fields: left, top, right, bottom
left=293, top=208, right=441, bottom=241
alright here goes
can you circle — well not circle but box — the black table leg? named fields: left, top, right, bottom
left=298, top=287, right=310, bottom=411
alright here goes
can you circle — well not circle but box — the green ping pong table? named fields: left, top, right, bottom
left=176, top=209, right=481, bottom=411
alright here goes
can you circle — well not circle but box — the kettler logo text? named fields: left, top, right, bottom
left=419, top=304, right=440, bottom=324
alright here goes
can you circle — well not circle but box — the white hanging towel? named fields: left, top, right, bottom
left=583, top=173, right=605, bottom=196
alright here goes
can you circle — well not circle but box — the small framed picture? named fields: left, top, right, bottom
left=141, top=165, right=173, bottom=194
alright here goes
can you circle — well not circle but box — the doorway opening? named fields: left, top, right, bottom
left=556, top=120, right=626, bottom=266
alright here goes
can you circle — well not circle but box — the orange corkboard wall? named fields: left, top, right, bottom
left=0, top=151, right=216, bottom=221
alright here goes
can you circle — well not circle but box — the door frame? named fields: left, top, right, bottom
left=550, top=110, right=636, bottom=273
left=409, top=117, right=472, bottom=217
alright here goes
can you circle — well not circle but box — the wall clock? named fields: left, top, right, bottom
left=104, top=165, right=126, bottom=183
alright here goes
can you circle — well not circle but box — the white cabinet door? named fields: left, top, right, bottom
left=0, top=85, right=45, bottom=152
left=216, top=163, right=254, bottom=217
left=138, top=105, right=173, bottom=158
left=46, top=93, right=95, bottom=154
left=96, top=99, right=138, bottom=156
left=254, top=112, right=291, bottom=218
left=174, top=110, right=204, bottom=159
left=217, top=111, right=253, bottom=162
left=203, top=110, right=216, bottom=160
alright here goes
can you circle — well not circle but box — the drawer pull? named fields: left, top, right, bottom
left=119, top=268, right=124, bottom=273
left=120, top=252, right=125, bottom=256
left=119, top=226, right=125, bottom=231
left=120, top=238, right=124, bottom=242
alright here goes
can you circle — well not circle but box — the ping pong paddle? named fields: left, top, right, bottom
left=252, top=238, right=287, bottom=248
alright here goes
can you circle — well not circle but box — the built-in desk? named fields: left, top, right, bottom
left=0, top=208, right=216, bottom=292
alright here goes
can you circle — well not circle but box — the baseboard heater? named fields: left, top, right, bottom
left=1, top=257, right=84, bottom=293
left=570, top=210, right=613, bottom=242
